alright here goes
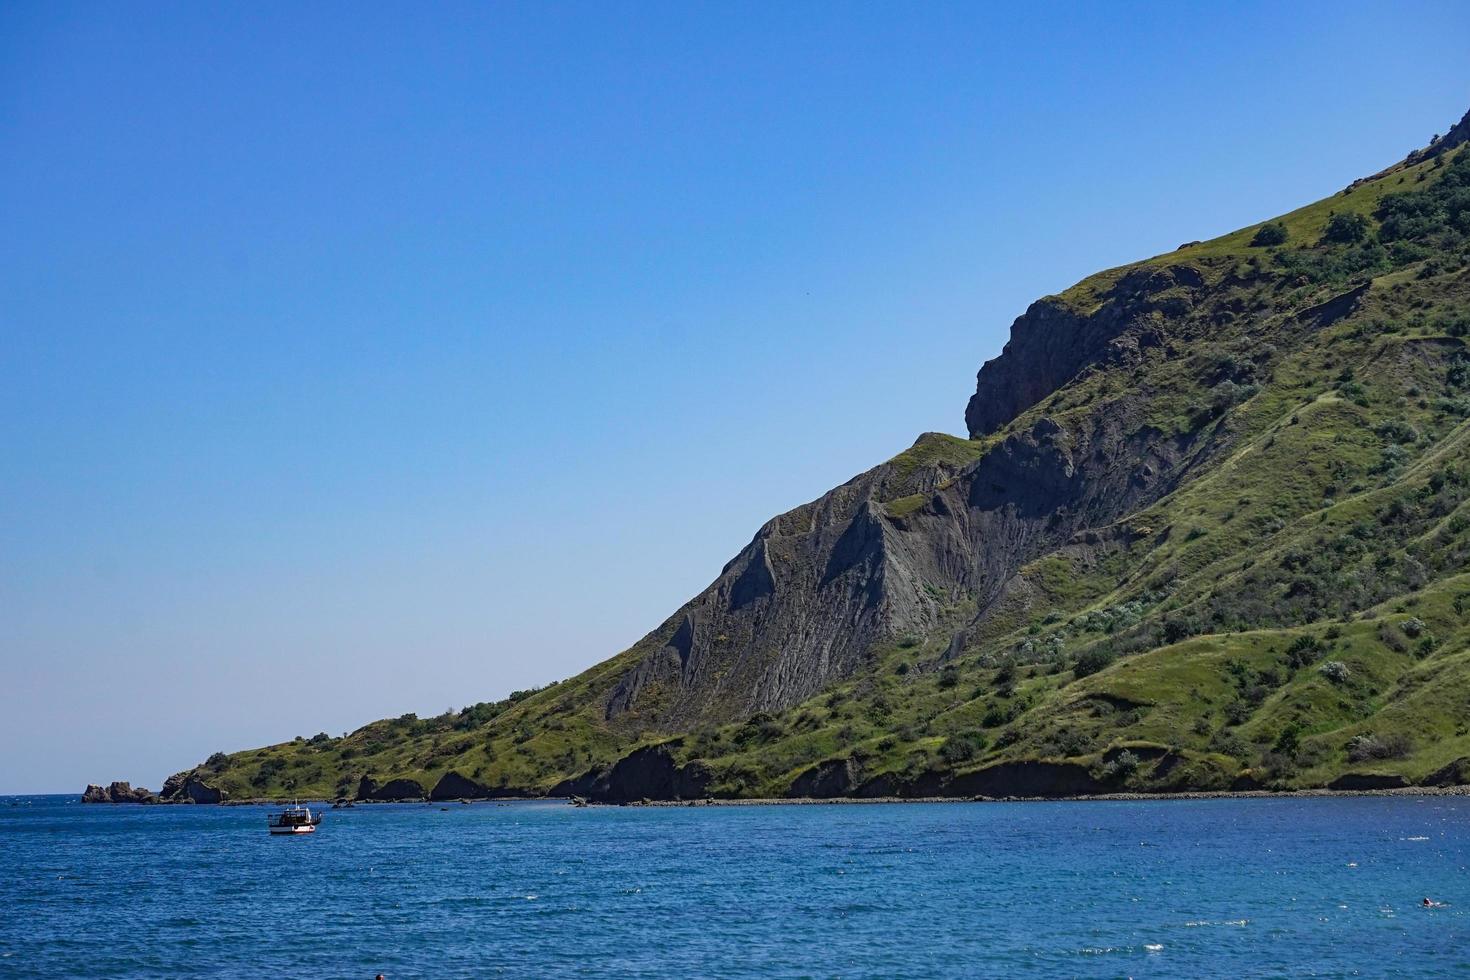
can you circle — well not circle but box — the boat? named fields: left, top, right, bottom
left=267, top=802, right=322, bottom=835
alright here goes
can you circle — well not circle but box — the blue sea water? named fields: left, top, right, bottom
left=1, top=794, right=1467, bottom=977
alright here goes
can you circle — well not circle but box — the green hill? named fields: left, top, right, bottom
left=167, top=106, right=1470, bottom=804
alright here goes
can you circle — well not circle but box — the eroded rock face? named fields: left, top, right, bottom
left=786, top=759, right=859, bottom=799
left=964, top=265, right=1203, bottom=438
left=181, top=779, right=223, bottom=804
left=429, top=771, right=489, bottom=801
left=1421, top=758, right=1470, bottom=787
left=81, top=781, right=156, bottom=804
left=355, top=775, right=426, bottom=801
left=159, top=770, right=225, bottom=803
left=595, top=260, right=1239, bottom=739
left=603, top=394, right=1220, bottom=735
left=578, top=745, right=711, bottom=803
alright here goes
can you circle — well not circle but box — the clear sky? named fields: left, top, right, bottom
left=2, top=3, right=1467, bottom=794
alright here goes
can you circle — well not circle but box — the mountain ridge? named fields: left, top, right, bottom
left=116, top=105, right=1470, bottom=805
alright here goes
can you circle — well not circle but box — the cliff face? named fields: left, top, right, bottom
left=603, top=264, right=1226, bottom=733
left=964, top=264, right=1202, bottom=437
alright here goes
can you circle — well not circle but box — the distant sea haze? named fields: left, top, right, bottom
left=3, top=794, right=1466, bottom=975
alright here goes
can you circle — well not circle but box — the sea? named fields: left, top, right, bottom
left=1, top=793, right=1466, bottom=977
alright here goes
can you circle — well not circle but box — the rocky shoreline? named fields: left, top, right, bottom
left=81, top=771, right=227, bottom=805
left=79, top=782, right=1470, bottom=807
left=608, top=784, right=1470, bottom=806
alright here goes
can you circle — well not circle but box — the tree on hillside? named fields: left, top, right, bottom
left=1251, top=221, right=1288, bottom=247
left=1322, top=211, right=1371, bottom=244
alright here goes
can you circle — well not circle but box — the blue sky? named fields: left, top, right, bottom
left=2, top=3, right=1467, bottom=793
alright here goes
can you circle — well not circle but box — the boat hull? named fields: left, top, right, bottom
left=268, top=824, right=316, bottom=835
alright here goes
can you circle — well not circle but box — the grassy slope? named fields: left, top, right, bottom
left=193, top=142, right=1470, bottom=800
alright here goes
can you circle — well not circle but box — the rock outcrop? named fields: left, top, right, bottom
left=81, top=781, right=156, bottom=804
left=594, top=248, right=1243, bottom=739
left=786, top=759, right=860, bottom=798
left=1421, top=758, right=1470, bottom=787
left=356, top=776, right=425, bottom=801
left=159, top=770, right=226, bottom=803
left=429, top=771, right=489, bottom=801
left=604, top=370, right=1221, bottom=733
left=575, top=745, right=712, bottom=803
left=964, top=265, right=1198, bottom=438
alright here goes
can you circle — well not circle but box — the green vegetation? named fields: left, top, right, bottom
left=190, top=128, right=1470, bottom=802
left=1250, top=221, right=1288, bottom=247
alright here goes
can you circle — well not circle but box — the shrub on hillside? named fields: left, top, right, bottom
left=1375, top=419, right=1420, bottom=444
left=1286, top=634, right=1325, bottom=669
left=1251, top=221, right=1289, bottom=247
left=1318, top=660, right=1352, bottom=683
left=1042, top=728, right=1093, bottom=758
left=1101, top=750, right=1140, bottom=780
left=982, top=703, right=1016, bottom=728
left=938, top=732, right=988, bottom=764
left=1322, top=211, right=1371, bottom=244
left=251, top=757, right=286, bottom=787
left=1346, top=732, right=1413, bottom=762
left=1073, top=647, right=1116, bottom=678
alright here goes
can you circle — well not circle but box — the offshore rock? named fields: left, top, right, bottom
left=81, top=781, right=156, bottom=804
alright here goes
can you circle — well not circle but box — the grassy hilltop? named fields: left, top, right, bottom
left=177, top=110, right=1470, bottom=803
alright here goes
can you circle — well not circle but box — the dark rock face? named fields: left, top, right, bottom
left=596, top=254, right=1235, bottom=738
left=159, top=770, right=225, bottom=803
left=578, top=745, right=711, bottom=803
left=179, top=778, right=223, bottom=804
left=429, top=771, right=489, bottom=801
left=1328, top=772, right=1410, bottom=791
left=356, top=776, right=426, bottom=801
left=964, top=265, right=1204, bottom=438
left=1230, top=772, right=1264, bottom=792
left=548, top=769, right=602, bottom=799
left=160, top=771, right=188, bottom=799
left=786, top=759, right=859, bottom=799
left=81, top=781, right=156, bottom=804
left=603, top=386, right=1221, bottom=735
left=1420, top=757, right=1470, bottom=787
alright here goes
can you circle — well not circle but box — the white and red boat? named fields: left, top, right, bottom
left=267, top=803, right=322, bottom=835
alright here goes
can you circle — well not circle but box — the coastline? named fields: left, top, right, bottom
left=614, top=784, right=1470, bottom=806
left=83, top=783, right=1470, bottom=807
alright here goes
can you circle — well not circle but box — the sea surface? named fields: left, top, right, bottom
left=1, top=794, right=1467, bottom=977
